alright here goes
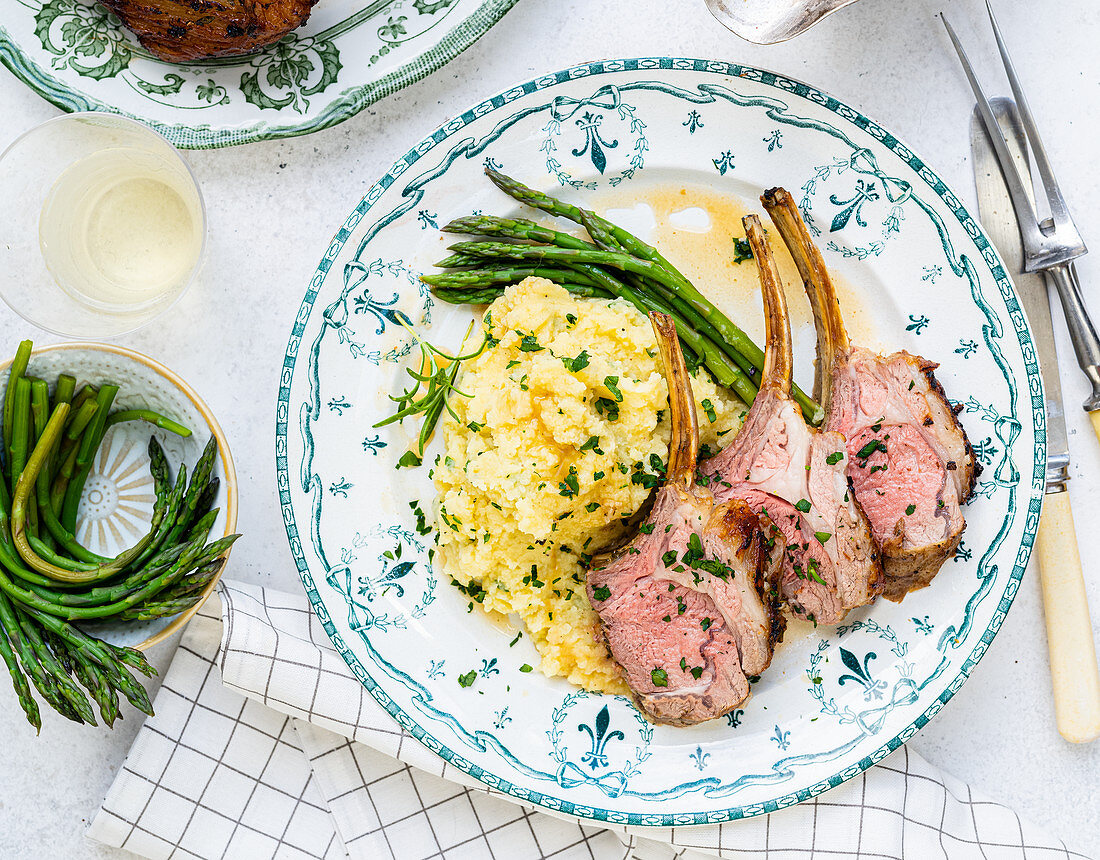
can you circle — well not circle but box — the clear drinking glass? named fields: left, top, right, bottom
left=0, top=112, right=207, bottom=338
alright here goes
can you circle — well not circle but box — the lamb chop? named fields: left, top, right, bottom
left=760, top=188, right=978, bottom=601
left=98, top=0, right=318, bottom=62
left=701, top=216, right=884, bottom=625
left=586, top=312, right=782, bottom=726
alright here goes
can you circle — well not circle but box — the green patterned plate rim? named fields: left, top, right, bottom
left=0, top=0, right=520, bottom=149
left=276, top=57, right=1045, bottom=825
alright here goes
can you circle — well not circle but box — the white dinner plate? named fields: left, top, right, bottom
left=276, top=58, right=1043, bottom=825
left=0, top=0, right=518, bottom=148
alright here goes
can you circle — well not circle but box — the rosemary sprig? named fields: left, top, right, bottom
left=374, top=321, right=486, bottom=467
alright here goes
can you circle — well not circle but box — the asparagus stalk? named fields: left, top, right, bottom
left=479, top=169, right=824, bottom=424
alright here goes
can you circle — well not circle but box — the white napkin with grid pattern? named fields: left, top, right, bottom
left=88, top=580, right=1088, bottom=860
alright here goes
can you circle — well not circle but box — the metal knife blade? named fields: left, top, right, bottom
left=972, top=97, right=1070, bottom=490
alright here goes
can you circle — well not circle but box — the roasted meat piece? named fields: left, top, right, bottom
left=98, top=0, right=318, bottom=62
left=701, top=216, right=884, bottom=625
left=761, top=187, right=978, bottom=601
left=587, top=313, right=783, bottom=726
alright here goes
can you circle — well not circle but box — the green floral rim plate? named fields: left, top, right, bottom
left=0, top=0, right=519, bottom=149
left=277, top=58, right=1044, bottom=825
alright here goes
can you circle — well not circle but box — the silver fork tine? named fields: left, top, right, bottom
left=940, top=14, right=1040, bottom=236
left=985, top=0, right=1075, bottom=232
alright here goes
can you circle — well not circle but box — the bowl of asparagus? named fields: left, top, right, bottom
left=0, top=340, right=238, bottom=732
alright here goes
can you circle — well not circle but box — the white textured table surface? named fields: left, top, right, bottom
left=2, top=0, right=1099, bottom=856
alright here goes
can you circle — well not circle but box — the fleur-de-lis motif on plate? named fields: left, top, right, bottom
left=763, top=129, right=783, bottom=151
left=493, top=706, right=512, bottom=729
left=417, top=209, right=438, bottom=230
left=328, top=478, right=353, bottom=498
left=352, top=288, right=410, bottom=335
left=578, top=705, right=625, bottom=770
left=828, top=179, right=880, bottom=232
left=479, top=658, right=500, bottom=677
left=328, top=395, right=351, bottom=415
left=955, top=338, right=979, bottom=359
left=771, top=725, right=790, bottom=750
left=360, top=542, right=414, bottom=600
left=953, top=541, right=972, bottom=562
left=712, top=150, right=736, bottom=175
left=726, top=709, right=743, bottom=728
left=683, top=110, right=704, bottom=134
left=837, top=647, right=888, bottom=700
left=911, top=616, right=934, bottom=635
left=689, top=745, right=710, bottom=771
left=571, top=111, right=619, bottom=174
left=362, top=435, right=386, bottom=454
left=922, top=264, right=943, bottom=283
left=905, top=314, right=930, bottom=335
left=971, top=436, right=998, bottom=465
left=426, top=659, right=445, bottom=680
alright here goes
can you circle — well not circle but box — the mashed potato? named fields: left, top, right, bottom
left=433, top=278, right=744, bottom=694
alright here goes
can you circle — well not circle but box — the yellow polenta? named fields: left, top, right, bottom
left=433, top=278, right=744, bottom=694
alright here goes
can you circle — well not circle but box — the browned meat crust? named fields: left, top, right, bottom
left=701, top=216, right=884, bottom=625
left=586, top=314, right=781, bottom=726
left=98, top=0, right=318, bottom=61
left=761, top=187, right=978, bottom=600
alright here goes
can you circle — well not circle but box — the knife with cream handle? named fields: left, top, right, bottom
left=972, top=98, right=1100, bottom=743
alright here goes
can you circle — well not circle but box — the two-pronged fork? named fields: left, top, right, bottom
left=946, top=2, right=1100, bottom=744
left=944, top=3, right=1100, bottom=423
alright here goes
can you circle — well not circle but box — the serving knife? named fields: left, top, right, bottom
left=973, top=99, right=1100, bottom=743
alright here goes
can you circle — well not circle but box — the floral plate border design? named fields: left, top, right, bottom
left=276, top=58, right=1045, bottom=825
left=0, top=0, right=520, bottom=149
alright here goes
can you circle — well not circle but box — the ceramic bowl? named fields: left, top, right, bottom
left=0, top=342, right=237, bottom=650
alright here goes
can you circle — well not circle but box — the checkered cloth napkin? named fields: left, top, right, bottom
left=87, top=581, right=1088, bottom=860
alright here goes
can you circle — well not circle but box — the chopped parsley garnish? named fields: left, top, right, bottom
left=566, top=313, right=578, bottom=326
left=458, top=670, right=477, bottom=687
left=733, top=237, right=753, bottom=263
left=585, top=501, right=601, bottom=513
left=690, top=666, right=704, bottom=680
left=564, top=350, right=590, bottom=372
left=593, top=470, right=605, bottom=481
left=807, top=558, right=825, bottom=585
left=594, top=397, right=620, bottom=421
left=592, top=585, right=611, bottom=601
left=701, top=398, right=717, bottom=423
left=509, top=632, right=522, bottom=647
left=651, top=668, right=669, bottom=687
left=815, top=531, right=831, bottom=544
left=603, top=376, right=623, bottom=402
left=825, top=451, right=844, bottom=465
left=397, top=451, right=422, bottom=469
left=579, top=435, right=602, bottom=453
left=794, top=498, right=811, bottom=513
left=662, top=551, right=678, bottom=567
left=855, top=438, right=887, bottom=460
left=519, top=664, right=533, bottom=673
left=701, top=617, right=712, bottom=630
left=467, top=421, right=484, bottom=432
left=558, top=466, right=580, bottom=498
left=638, top=524, right=655, bottom=534
left=517, top=333, right=543, bottom=352
left=680, top=657, right=688, bottom=671
left=905, top=504, right=916, bottom=515
left=505, top=359, right=521, bottom=369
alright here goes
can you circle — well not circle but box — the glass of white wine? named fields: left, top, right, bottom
left=0, top=112, right=206, bottom=338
